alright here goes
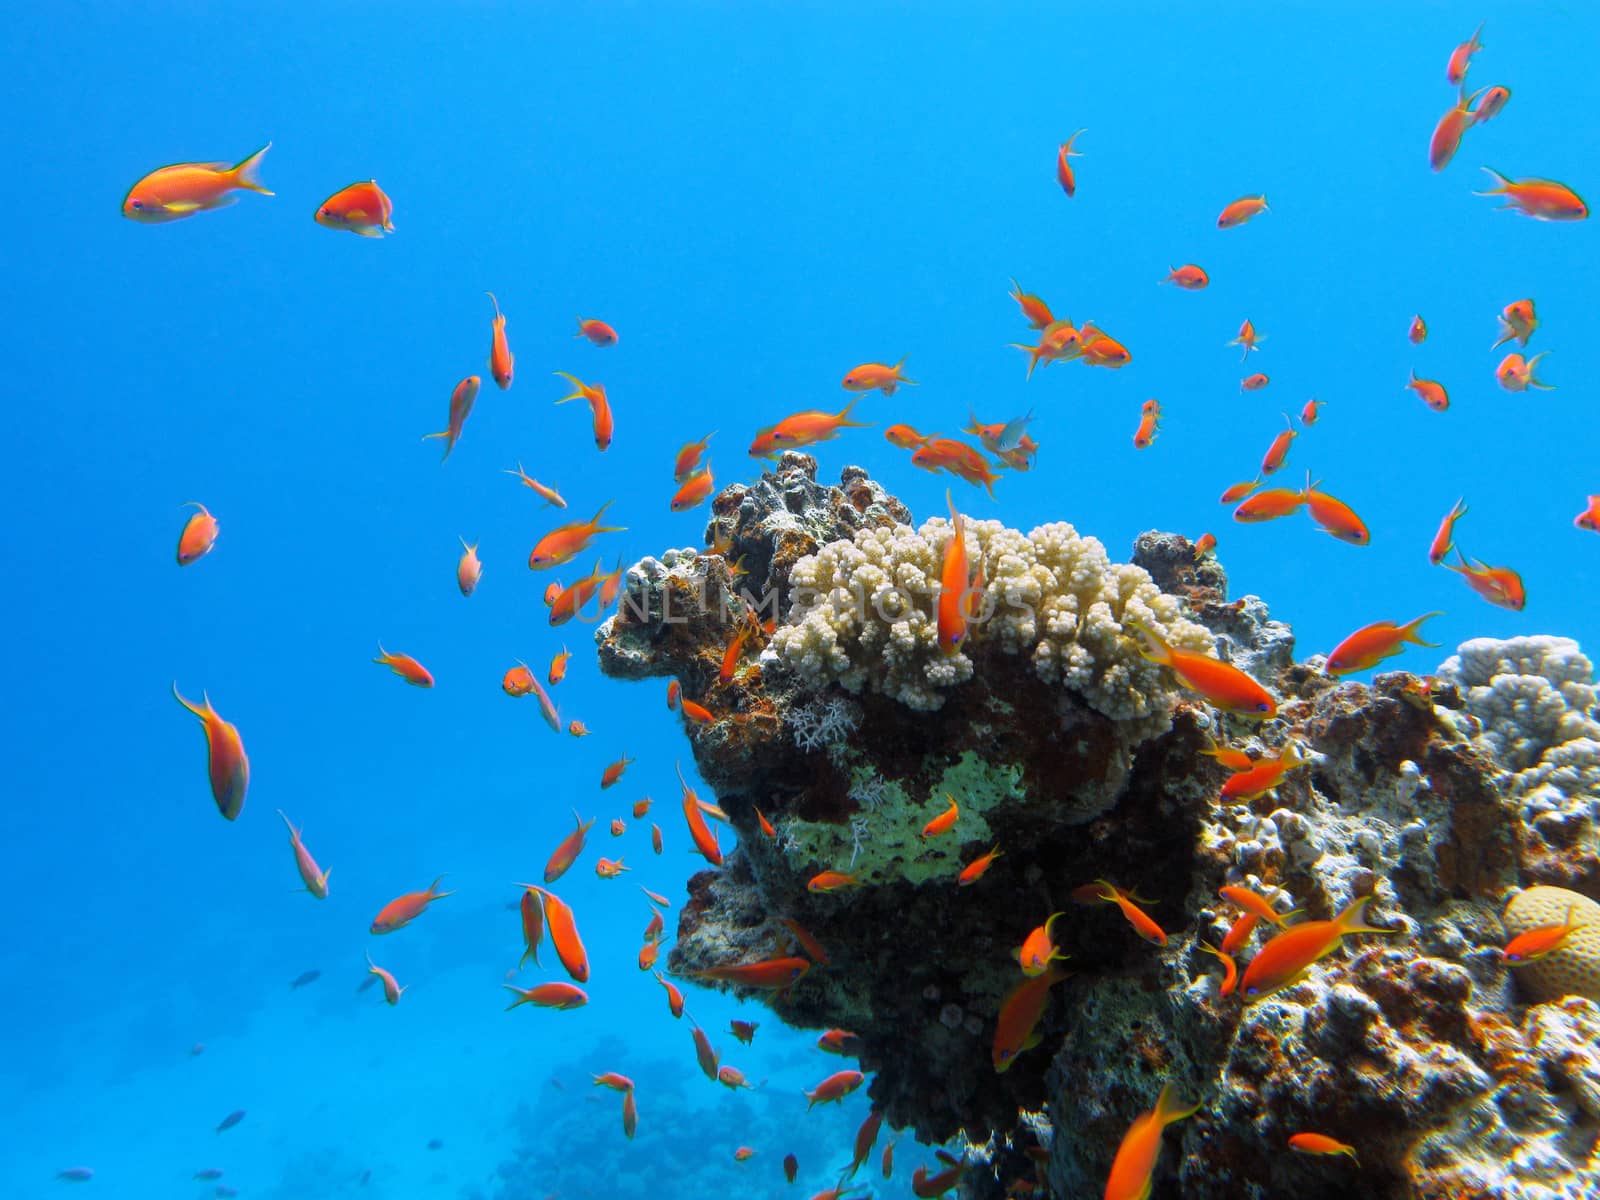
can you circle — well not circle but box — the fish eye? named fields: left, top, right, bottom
left=1256, top=702, right=1271, bottom=712
left=131, top=200, right=143, bottom=208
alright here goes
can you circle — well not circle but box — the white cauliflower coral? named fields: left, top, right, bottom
left=772, top=514, right=1213, bottom=716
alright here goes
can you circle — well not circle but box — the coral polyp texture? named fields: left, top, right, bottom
left=593, top=457, right=1600, bottom=1200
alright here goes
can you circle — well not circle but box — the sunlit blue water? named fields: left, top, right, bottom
left=5, top=3, right=1597, bottom=1196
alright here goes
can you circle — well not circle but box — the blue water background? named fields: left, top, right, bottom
left=4, top=2, right=1598, bottom=1195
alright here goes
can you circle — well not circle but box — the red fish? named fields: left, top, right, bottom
left=592, top=1072, right=634, bottom=1092
left=370, top=876, right=453, bottom=934
left=1504, top=905, right=1581, bottom=964
left=457, top=538, right=482, bottom=597
left=504, top=982, right=588, bottom=1011
left=424, top=376, right=480, bottom=462
left=1103, top=1084, right=1200, bottom=1200
left=521, top=884, right=590, bottom=983
left=1092, top=882, right=1168, bottom=945
left=1239, top=893, right=1394, bottom=1001
left=1472, top=86, right=1511, bottom=125
left=1495, top=351, right=1553, bottom=392
left=1301, top=477, right=1370, bottom=545
left=1008, top=279, right=1054, bottom=329
left=1233, top=486, right=1304, bottom=523
left=485, top=292, right=514, bottom=390
left=122, top=143, right=272, bottom=222
left=653, top=970, right=685, bottom=1017
left=504, top=462, right=567, bottom=508
left=1133, top=401, right=1160, bottom=450
left=1288, top=1132, right=1359, bottom=1164
left=176, top=503, right=220, bottom=565
left=171, top=684, right=250, bottom=820
left=666, top=680, right=681, bottom=710
left=804, top=1069, right=865, bottom=1109
left=1240, top=372, right=1269, bottom=392
left=1575, top=496, right=1600, bottom=532
left=1219, top=744, right=1309, bottom=802
left=1407, top=369, right=1450, bottom=412
left=575, top=317, right=617, bottom=346
left=621, top=1088, right=638, bottom=1139
left=717, top=1065, right=754, bottom=1090
left=1429, top=498, right=1468, bottom=564
left=1325, top=614, right=1442, bottom=676
left=690, top=958, right=811, bottom=989
left=568, top=720, right=588, bottom=737
left=1446, top=21, right=1485, bottom=84
left=937, top=491, right=976, bottom=654
left=277, top=810, right=330, bottom=898
left=778, top=917, right=830, bottom=965
left=842, top=358, right=915, bottom=396
left=1018, top=912, right=1067, bottom=977
left=1217, top=194, right=1268, bottom=229
left=1429, top=85, right=1482, bottom=172
left=314, top=180, right=393, bottom=237
left=365, top=953, right=405, bottom=1005
left=1219, top=478, right=1260, bottom=504
left=818, top=1029, right=862, bottom=1056
left=921, top=793, right=960, bottom=838
left=679, top=762, right=724, bottom=865
left=749, top=401, right=870, bottom=457
left=503, top=662, right=535, bottom=697
left=518, top=886, right=544, bottom=967
left=1221, top=912, right=1260, bottom=956
left=374, top=645, right=433, bottom=688
left=959, top=845, right=1003, bottom=886
left=1493, top=299, right=1537, bottom=348
left=1259, top=416, right=1296, bottom=476
left=601, top=754, right=634, bottom=789
left=595, top=857, right=628, bottom=879
left=1299, top=399, right=1325, bottom=426
left=1125, top=620, right=1276, bottom=717
left=1162, top=264, right=1208, bottom=289
left=809, top=870, right=859, bottom=894
left=553, top=372, right=615, bottom=450
left=1199, top=943, right=1238, bottom=998
left=1443, top=550, right=1525, bottom=610
left=1228, top=319, right=1263, bottom=361
left=1408, top=315, right=1427, bottom=345
left=729, top=1020, right=759, bottom=1045
left=912, top=438, right=1001, bottom=499
left=529, top=502, right=625, bottom=569
left=673, top=431, right=715, bottom=482
left=691, top=1022, right=720, bottom=1080
left=754, top=806, right=776, bottom=838
left=1056, top=129, right=1085, bottom=196
left=885, top=423, right=931, bottom=450
left=993, top=967, right=1066, bottom=1072
left=1475, top=169, right=1588, bottom=221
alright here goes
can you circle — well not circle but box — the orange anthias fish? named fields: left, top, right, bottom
left=1217, top=194, right=1268, bottom=229
left=1200, top=943, right=1238, bottom=998
left=1162, top=264, right=1209, bottom=289
left=993, top=966, right=1067, bottom=1073
left=779, top=917, right=830, bottom=965
left=374, top=645, right=434, bottom=687
left=1133, top=402, right=1160, bottom=450
left=504, top=462, right=567, bottom=508
left=521, top=884, right=590, bottom=983
left=593, top=1071, right=635, bottom=1092
left=1325, top=613, right=1442, bottom=676
left=1301, top=477, right=1370, bottom=546
left=529, top=502, right=625, bottom=569
left=1080, top=329, right=1132, bottom=368
left=503, top=662, right=536, bottom=697
left=678, top=762, right=724, bottom=866
left=1495, top=351, right=1553, bottom=392
left=1444, top=551, right=1526, bottom=610
left=671, top=464, right=716, bottom=512
left=457, top=538, right=482, bottom=597
left=1228, top=319, right=1263, bottom=361
left=729, top=1019, right=759, bottom=1045
left=176, top=502, right=220, bottom=565
left=549, top=562, right=606, bottom=627
left=1239, top=893, right=1395, bottom=1002
left=314, top=180, right=394, bottom=237
left=547, top=647, right=571, bottom=686
left=717, top=1065, right=754, bottom=1091
left=804, top=1069, right=865, bottom=1109
left=842, top=358, right=916, bottom=396
left=1240, top=372, right=1270, bottom=392
left=601, top=754, right=634, bottom=789
left=1504, top=905, right=1582, bottom=965
left=1446, top=21, right=1484, bottom=84
left=1288, top=1133, right=1360, bottom=1164
left=277, top=810, right=330, bottom=899
left=1053, top=128, right=1087, bottom=196
left=1018, top=912, right=1067, bottom=977
left=1219, top=478, right=1260, bottom=505
left=937, top=491, right=977, bottom=655
left=527, top=673, right=562, bottom=732
left=365, top=953, right=406, bottom=1005
left=1408, top=315, right=1428, bottom=345
left=1219, top=744, right=1309, bottom=803
left=503, top=982, right=588, bottom=1011
left=1299, top=399, right=1325, bottom=426
left=423, top=376, right=480, bottom=462
left=1492, top=299, right=1537, bottom=348
left=122, top=143, right=273, bottom=222
left=692, top=957, right=812, bottom=990
left=554, top=371, right=615, bottom=450
left=485, top=292, right=514, bottom=390
left=1222, top=912, right=1260, bottom=955
left=569, top=719, right=589, bottom=737
left=1200, top=741, right=1255, bottom=772
left=749, top=401, right=871, bottom=457
left=1093, top=882, right=1168, bottom=945
left=1125, top=620, right=1277, bottom=718
left=1575, top=496, right=1600, bottom=533
left=1233, top=486, right=1304, bottom=524
left=958, top=846, right=1003, bottom=887
left=809, top=870, right=859, bottom=893
left=595, top=857, right=628, bottom=879
left=575, top=317, right=618, bottom=346
left=921, top=793, right=960, bottom=838
left=912, top=1161, right=967, bottom=1198
left=654, top=970, right=685, bottom=1017
left=1011, top=321, right=1082, bottom=377
left=370, top=876, right=454, bottom=934
left=912, top=439, right=1002, bottom=499
left=1259, top=416, right=1296, bottom=476
left=691, top=1023, right=721, bottom=1080
left=1475, top=169, right=1588, bottom=221
left=1193, top=532, right=1217, bottom=560
left=674, top=431, right=716, bottom=481
left=885, top=423, right=931, bottom=450
left=1429, top=498, right=1468, bottom=564
left=1008, top=279, right=1054, bottom=329
left=1428, top=85, right=1483, bottom=172
left=621, top=1088, right=638, bottom=1139
left=518, top=885, right=544, bottom=967
left=1472, top=85, right=1511, bottom=125
left=545, top=811, right=595, bottom=882
left=171, top=684, right=250, bottom=820
left=1103, top=1084, right=1201, bottom=1200
left=1407, top=369, right=1450, bottom=412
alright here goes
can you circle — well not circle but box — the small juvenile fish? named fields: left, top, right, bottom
left=215, top=1110, right=246, bottom=1134
left=1408, top=315, right=1427, bottom=344
left=1162, top=264, right=1208, bottom=289
left=1193, top=532, right=1217, bottom=560
left=548, top=647, right=570, bottom=686
left=1475, top=169, right=1588, bottom=221
left=575, top=317, right=618, bottom=346
left=314, top=180, right=394, bottom=237
left=568, top=719, right=589, bottom=737
left=1217, top=194, right=1268, bottom=229
left=503, top=662, right=535, bottom=697
left=457, top=538, right=482, bottom=597
left=842, top=358, right=915, bottom=396
left=123, top=143, right=272, bottom=222
left=1055, top=129, right=1086, bottom=197
left=176, top=502, right=220, bottom=565
left=486, top=292, right=514, bottom=389
left=729, top=1019, right=759, bottom=1045
left=1228, top=319, right=1263, bottom=360
left=423, top=376, right=480, bottom=462
left=504, top=462, right=567, bottom=508
left=1133, top=401, right=1160, bottom=450
left=289, top=969, right=321, bottom=989
left=1288, top=1132, right=1360, bottom=1164
left=374, top=645, right=434, bottom=688
left=595, top=856, right=628, bottom=879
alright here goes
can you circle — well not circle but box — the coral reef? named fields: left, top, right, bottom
left=594, top=457, right=1600, bottom=1200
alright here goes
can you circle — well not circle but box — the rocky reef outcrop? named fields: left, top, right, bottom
left=594, top=456, right=1600, bottom=1200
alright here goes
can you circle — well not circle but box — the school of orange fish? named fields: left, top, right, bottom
left=134, top=20, right=1593, bottom=1200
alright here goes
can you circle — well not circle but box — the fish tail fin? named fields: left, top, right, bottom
left=277, top=808, right=298, bottom=836
left=1153, top=1082, right=1202, bottom=1126
left=503, top=985, right=530, bottom=1010
left=171, top=681, right=204, bottom=718
left=552, top=371, right=584, bottom=403
left=428, top=874, right=455, bottom=900
left=1122, top=619, right=1169, bottom=665
left=836, top=397, right=871, bottom=428
left=1402, top=612, right=1446, bottom=648
left=230, top=142, right=273, bottom=194
left=1333, top=894, right=1391, bottom=937
left=1474, top=167, right=1512, bottom=196
left=894, top=356, right=917, bottom=386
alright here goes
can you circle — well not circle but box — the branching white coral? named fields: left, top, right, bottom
left=772, top=514, right=1213, bottom=717
left=788, top=695, right=862, bottom=752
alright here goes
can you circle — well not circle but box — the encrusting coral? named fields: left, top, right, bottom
left=593, top=456, right=1600, bottom=1200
